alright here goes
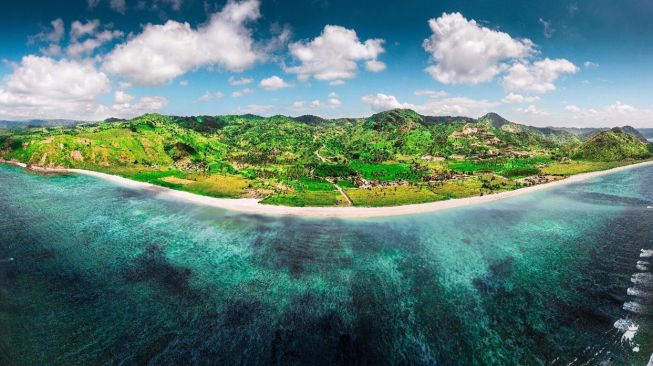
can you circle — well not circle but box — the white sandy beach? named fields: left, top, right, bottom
left=3, top=159, right=653, bottom=218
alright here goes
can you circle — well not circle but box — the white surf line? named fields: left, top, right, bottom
left=615, top=247, right=653, bottom=353
left=3, top=159, right=653, bottom=218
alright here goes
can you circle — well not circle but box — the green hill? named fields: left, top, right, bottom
left=0, top=110, right=650, bottom=207
left=573, top=128, right=651, bottom=161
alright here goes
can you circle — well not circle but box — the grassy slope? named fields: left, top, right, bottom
left=0, top=110, right=650, bottom=207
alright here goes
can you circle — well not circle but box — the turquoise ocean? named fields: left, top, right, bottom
left=1, top=163, right=652, bottom=365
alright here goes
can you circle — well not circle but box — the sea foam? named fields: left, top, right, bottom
left=641, top=249, right=653, bottom=258
left=631, top=273, right=653, bottom=285
left=614, top=318, right=639, bottom=342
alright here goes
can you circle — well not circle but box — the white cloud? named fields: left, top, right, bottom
left=0, top=55, right=167, bottom=120
left=29, top=18, right=66, bottom=56
left=365, top=60, right=386, bottom=72
left=70, top=20, right=100, bottom=41
left=565, top=105, right=582, bottom=113
left=502, top=58, right=579, bottom=93
left=422, top=12, right=534, bottom=84
left=329, top=80, right=345, bottom=86
left=197, top=90, right=224, bottom=102
left=30, top=18, right=65, bottom=44
left=114, top=90, right=134, bottom=104
left=259, top=75, right=293, bottom=90
left=197, top=91, right=212, bottom=102
left=87, top=0, right=101, bottom=9
left=361, top=93, right=410, bottom=111
left=231, top=87, right=253, bottom=97
left=110, top=0, right=126, bottom=14
left=109, top=93, right=169, bottom=117
left=501, top=92, right=540, bottom=104
left=604, top=101, right=636, bottom=113
left=3, top=56, right=110, bottom=102
left=362, top=92, right=498, bottom=116
left=414, top=89, right=447, bottom=97
left=515, top=104, right=548, bottom=115
left=285, top=25, right=385, bottom=83
left=118, top=81, right=132, bottom=90
left=0, top=55, right=110, bottom=119
left=327, top=97, right=341, bottom=107
left=561, top=101, right=653, bottom=127
left=538, top=18, right=555, bottom=38
left=228, top=76, right=253, bottom=86
left=103, top=0, right=262, bottom=85
left=179, top=79, right=188, bottom=86
left=233, top=104, right=273, bottom=115
left=291, top=93, right=342, bottom=111
left=583, top=61, right=599, bottom=69
left=67, top=29, right=124, bottom=57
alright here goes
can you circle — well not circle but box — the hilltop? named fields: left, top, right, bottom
left=574, top=128, right=652, bottom=161
left=0, top=109, right=650, bottom=207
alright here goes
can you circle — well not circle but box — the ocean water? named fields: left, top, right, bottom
left=1, top=164, right=652, bottom=365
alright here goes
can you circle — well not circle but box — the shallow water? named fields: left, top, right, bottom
left=1, top=164, right=652, bottom=365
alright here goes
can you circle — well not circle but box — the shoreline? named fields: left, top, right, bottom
left=2, top=159, right=653, bottom=218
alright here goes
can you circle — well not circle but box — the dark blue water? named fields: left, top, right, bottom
left=1, top=164, right=652, bottom=365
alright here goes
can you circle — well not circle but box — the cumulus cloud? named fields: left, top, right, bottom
left=362, top=92, right=497, bottom=116
left=109, top=92, right=169, bottom=117
left=0, top=55, right=167, bottom=120
left=422, top=12, right=534, bottom=85
left=0, top=55, right=110, bottom=119
left=502, top=58, right=579, bottom=93
left=259, top=75, right=293, bottom=90
left=422, top=12, right=578, bottom=93
left=501, top=93, right=540, bottom=104
left=285, top=25, right=385, bottom=83
left=102, top=0, right=262, bottom=85
left=361, top=94, right=410, bottom=111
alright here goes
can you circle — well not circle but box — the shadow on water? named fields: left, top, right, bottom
left=122, top=244, right=199, bottom=300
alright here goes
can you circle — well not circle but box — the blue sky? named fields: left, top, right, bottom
left=0, top=0, right=651, bottom=127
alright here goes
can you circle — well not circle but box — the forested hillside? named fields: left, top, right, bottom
left=1, top=109, right=650, bottom=207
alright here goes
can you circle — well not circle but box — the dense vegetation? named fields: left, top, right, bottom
left=573, top=128, right=652, bottom=161
left=0, top=109, right=650, bottom=207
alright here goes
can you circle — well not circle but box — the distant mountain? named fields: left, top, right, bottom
left=555, top=126, right=648, bottom=142
left=637, top=128, right=653, bottom=140
left=0, top=119, right=88, bottom=128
